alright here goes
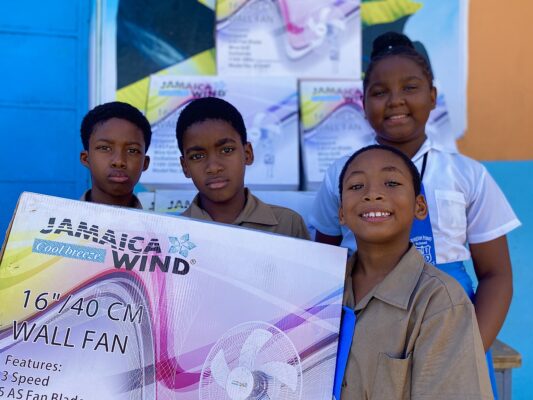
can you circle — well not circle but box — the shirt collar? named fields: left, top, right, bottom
left=411, top=137, right=433, bottom=163
left=371, top=136, right=452, bottom=163
left=344, top=245, right=425, bottom=311
left=185, top=195, right=211, bottom=220
left=187, top=189, right=279, bottom=226
left=81, top=190, right=143, bottom=209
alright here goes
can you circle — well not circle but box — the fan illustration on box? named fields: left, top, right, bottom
left=216, top=0, right=360, bottom=77
left=248, top=112, right=282, bottom=180
left=200, top=321, right=302, bottom=400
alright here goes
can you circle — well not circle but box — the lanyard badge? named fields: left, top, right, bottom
left=410, top=183, right=437, bottom=265
left=410, top=153, right=437, bottom=265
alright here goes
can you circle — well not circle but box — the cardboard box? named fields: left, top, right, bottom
left=300, top=80, right=373, bottom=189
left=216, top=0, right=361, bottom=78
left=142, top=75, right=300, bottom=189
left=153, top=189, right=317, bottom=231
left=0, top=193, right=345, bottom=399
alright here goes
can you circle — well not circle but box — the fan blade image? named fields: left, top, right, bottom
left=257, top=361, right=298, bottom=392
left=211, top=349, right=231, bottom=388
left=239, top=329, right=273, bottom=369
left=264, top=124, right=281, bottom=136
left=199, top=322, right=304, bottom=400
left=253, top=112, right=267, bottom=127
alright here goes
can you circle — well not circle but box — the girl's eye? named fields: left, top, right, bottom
left=404, top=85, right=418, bottom=92
left=371, top=89, right=386, bottom=97
left=349, top=183, right=364, bottom=190
left=385, top=181, right=401, bottom=187
left=96, top=145, right=111, bottom=152
left=221, top=146, right=235, bottom=154
left=189, top=153, right=205, bottom=161
left=127, top=148, right=141, bottom=154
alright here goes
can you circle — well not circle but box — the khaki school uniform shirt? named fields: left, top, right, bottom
left=80, top=190, right=143, bottom=209
left=341, top=246, right=493, bottom=400
left=181, top=189, right=310, bottom=240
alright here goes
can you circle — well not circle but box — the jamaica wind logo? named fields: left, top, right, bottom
left=168, top=234, right=196, bottom=257
left=37, top=217, right=198, bottom=275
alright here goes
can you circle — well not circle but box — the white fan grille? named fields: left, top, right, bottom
left=199, top=321, right=302, bottom=400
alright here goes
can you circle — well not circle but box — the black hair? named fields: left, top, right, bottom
left=338, top=144, right=421, bottom=200
left=80, top=101, right=152, bottom=151
left=175, top=97, right=247, bottom=154
left=363, top=32, right=434, bottom=94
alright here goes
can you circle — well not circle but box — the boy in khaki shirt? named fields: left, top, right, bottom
left=175, top=97, right=309, bottom=240
left=79, top=101, right=151, bottom=208
left=337, top=145, right=492, bottom=399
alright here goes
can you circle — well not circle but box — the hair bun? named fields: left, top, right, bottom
left=371, top=32, right=414, bottom=59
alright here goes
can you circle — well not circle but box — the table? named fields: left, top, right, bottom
left=493, top=339, right=522, bottom=400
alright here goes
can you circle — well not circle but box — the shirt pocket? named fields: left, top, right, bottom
left=371, top=352, right=412, bottom=400
left=435, top=190, right=467, bottom=235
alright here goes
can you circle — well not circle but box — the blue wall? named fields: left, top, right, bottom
left=0, top=1, right=90, bottom=237
left=483, top=161, right=533, bottom=400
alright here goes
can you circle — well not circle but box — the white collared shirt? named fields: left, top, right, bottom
left=310, top=137, right=521, bottom=264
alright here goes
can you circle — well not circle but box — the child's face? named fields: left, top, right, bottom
left=364, top=55, right=436, bottom=146
left=80, top=118, right=149, bottom=199
left=339, top=149, right=427, bottom=245
left=180, top=119, right=253, bottom=205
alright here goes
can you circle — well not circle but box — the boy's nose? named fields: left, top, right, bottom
left=111, top=152, right=127, bottom=168
left=364, top=192, right=384, bottom=201
left=205, top=159, right=223, bottom=174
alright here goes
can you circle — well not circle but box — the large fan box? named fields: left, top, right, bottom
left=0, top=193, right=346, bottom=399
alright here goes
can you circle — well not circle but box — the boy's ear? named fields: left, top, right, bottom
left=180, top=156, right=191, bottom=178
left=142, top=155, right=150, bottom=172
left=414, top=194, right=428, bottom=220
left=244, top=142, right=254, bottom=166
left=80, top=150, right=90, bottom=168
left=338, top=204, right=345, bottom=225
left=430, top=86, right=437, bottom=110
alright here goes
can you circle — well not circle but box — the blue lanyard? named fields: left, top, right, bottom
left=410, top=153, right=437, bottom=265
left=333, top=306, right=356, bottom=399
